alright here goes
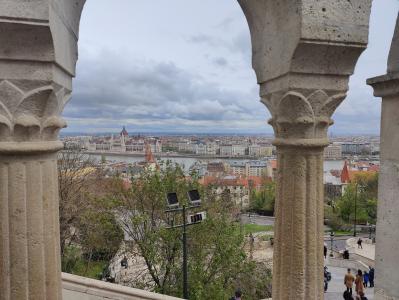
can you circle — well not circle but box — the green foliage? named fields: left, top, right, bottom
left=116, top=161, right=273, bottom=300
left=326, top=173, right=378, bottom=229
left=79, top=198, right=124, bottom=261
left=243, top=224, right=274, bottom=234
left=61, top=245, right=81, bottom=274
left=62, top=246, right=108, bottom=280
left=324, top=205, right=345, bottom=231
left=250, top=181, right=275, bottom=213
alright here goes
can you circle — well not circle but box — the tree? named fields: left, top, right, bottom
left=335, top=172, right=379, bottom=226
left=58, top=147, right=99, bottom=257
left=250, top=181, right=275, bottom=213
left=114, top=162, right=272, bottom=299
left=58, top=146, right=124, bottom=277
left=79, top=197, right=124, bottom=269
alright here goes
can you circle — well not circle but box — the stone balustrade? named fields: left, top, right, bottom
left=62, top=273, right=183, bottom=300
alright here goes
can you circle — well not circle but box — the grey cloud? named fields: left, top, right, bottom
left=188, top=30, right=251, bottom=62
left=212, top=57, right=228, bottom=67
left=64, top=50, right=267, bottom=132
left=187, top=34, right=229, bottom=48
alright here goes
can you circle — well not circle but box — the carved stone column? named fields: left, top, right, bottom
left=0, top=1, right=85, bottom=299
left=238, top=1, right=372, bottom=298
left=367, top=14, right=399, bottom=300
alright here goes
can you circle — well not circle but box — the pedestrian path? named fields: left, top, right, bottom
left=347, top=238, right=375, bottom=261
left=325, top=266, right=374, bottom=300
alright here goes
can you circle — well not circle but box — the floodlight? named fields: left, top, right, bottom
left=187, top=189, right=201, bottom=206
left=166, top=192, right=179, bottom=209
left=187, top=212, right=206, bottom=224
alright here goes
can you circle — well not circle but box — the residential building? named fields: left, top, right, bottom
left=324, top=143, right=342, bottom=159
left=232, top=144, right=247, bottom=156
left=220, top=144, right=233, bottom=156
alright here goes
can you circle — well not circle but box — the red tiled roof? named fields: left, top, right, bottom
left=341, top=161, right=350, bottom=183
left=270, top=160, right=277, bottom=169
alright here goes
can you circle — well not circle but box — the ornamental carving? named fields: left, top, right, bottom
left=262, top=89, right=346, bottom=140
left=0, top=80, right=70, bottom=142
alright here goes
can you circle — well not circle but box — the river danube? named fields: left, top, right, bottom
left=89, top=154, right=345, bottom=173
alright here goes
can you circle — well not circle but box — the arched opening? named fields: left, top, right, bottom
left=60, top=1, right=274, bottom=299
left=65, top=0, right=268, bottom=135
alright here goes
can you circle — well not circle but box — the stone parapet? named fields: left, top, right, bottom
left=62, top=273, right=183, bottom=300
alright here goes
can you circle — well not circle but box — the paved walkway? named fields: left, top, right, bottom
left=325, top=266, right=374, bottom=300
left=347, top=238, right=375, bottom=261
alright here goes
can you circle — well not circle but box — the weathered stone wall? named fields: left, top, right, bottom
left=368, top=15, right=399, bottom=298
left=239, top=1, right=372, bottom=299
left=0, top=1, right=85, bottom=299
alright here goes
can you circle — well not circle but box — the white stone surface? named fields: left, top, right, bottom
left=0, top=1, right=85, bottom=299
left=367, top=13, right=399, bottom=300
left=238, top=1, right=372, bottom=299
left=62, top=273, right=183, bottom=300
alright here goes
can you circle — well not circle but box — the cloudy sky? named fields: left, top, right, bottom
left=63, top=0, right=399, bottom=135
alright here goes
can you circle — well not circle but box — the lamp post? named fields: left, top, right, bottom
left=182, top=204, right=188, bottom=299
left=329, top=231, right=335, bottom=258
left=354, top=183, right=358, bottom=237
left=166, top=190, right=205, bottom=300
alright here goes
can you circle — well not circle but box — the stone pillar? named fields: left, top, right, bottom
left=367, top=14, right=399, bottom=300
left=0, top=1, right=85, bottom=299
left=273, top=145, right=325, bottom=298
left=238, top=1, right=372, bottom=299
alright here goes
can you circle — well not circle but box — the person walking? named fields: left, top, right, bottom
left=363, top=271, right=369, bottom=288
left=324, top=245, right=327, bottom=259
left=344, top=268, right=355, bottom=295
left=355, top=269, right=365, bottom=296
left=369, top=267, right=375, bottom=287
left=357, top=238, right=363, bottom=249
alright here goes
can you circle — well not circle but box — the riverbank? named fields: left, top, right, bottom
left=84, top=150, right=346, bottom=161
left=84, top=151, right=272, bottom=160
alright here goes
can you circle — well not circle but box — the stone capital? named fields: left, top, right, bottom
left=367, top=73, right=399, bottom=98
left=238, top=0, right=372, bottom=144
left=0, top=80, right=70, bottom=147
left=262, top=87, right=347, bottom=145
left=0, top=0, right=86, bottom=151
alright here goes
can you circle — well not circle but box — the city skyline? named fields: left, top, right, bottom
left=62, top=0, right=399, bottom=135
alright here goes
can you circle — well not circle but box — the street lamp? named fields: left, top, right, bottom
left=354, top=183, right=358, bottom=237
left=329, top=231, right=335, bottom=258
left=165, top=190, right=205, bottom=300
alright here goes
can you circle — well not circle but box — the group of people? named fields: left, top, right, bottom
left=344, top=267, right=375, bottom=300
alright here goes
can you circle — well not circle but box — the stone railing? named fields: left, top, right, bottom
left=327, top=257, right=369, bottom=272
left=62, top=273, right=183, bottom=300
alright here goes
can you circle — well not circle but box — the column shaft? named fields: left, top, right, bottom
left=273, top=146, right=324, bottom=300
left=374, top=95, right=399, bottom=300
left=0, top=153, right=62, bottom=300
